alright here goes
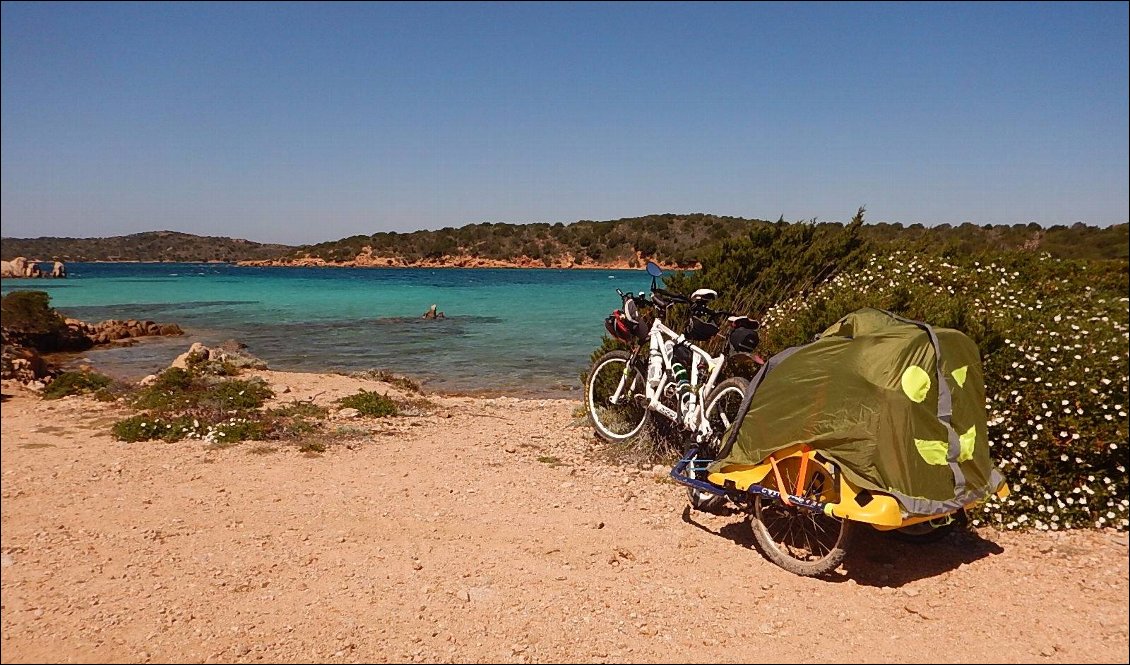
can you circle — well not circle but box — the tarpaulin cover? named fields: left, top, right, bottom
left=712, top=308, right=1006, bottom=517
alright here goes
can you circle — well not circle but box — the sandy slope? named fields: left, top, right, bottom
left=1, top=372, right=1127, bottom=664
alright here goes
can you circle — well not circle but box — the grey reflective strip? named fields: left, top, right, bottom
left=881, top=309, right=968, bottom=497
left=885, top=467, right=1007, bottom=517
left=715, top=344, right=806, bottom=460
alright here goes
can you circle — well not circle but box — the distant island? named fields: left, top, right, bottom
left=0, top=230, right=292, bottom=264
left=2, top=214, right=1127, bottom=266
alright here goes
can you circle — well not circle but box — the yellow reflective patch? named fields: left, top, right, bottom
left=959, top=425, right=976, bottom=462
left=901, top=365, right=931, bottom=403
left=951, top=365, right=969, bottom=388
left=914, top=439, right=949, bottom=465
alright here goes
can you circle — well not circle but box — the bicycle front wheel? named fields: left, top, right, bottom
left=585, top=350, right=650, bottom=443
left=686, top=376, right=749, bottom=512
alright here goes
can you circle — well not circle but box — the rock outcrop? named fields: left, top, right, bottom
left=1, top=318, right=186, bottom=388
left=0, top=333, right=50, bottom=386
left=170, top=341, right=267, bottom=372
left=1, top=257, right=29, bottom=278
left=0, top=257, right=68, bottom=278
left=66, top=319, right=185, bottom=346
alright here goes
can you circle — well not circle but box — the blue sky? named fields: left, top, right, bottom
left=2, top=2, right=1127, bottom=244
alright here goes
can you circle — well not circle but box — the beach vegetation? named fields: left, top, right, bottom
left=338, top=389, right=399, bottom=417
left=394, top=396, right=438, bottom=416
left=107, top=365, right=426, bottom=449
left=41, top=370, right=114, bottom=400
left=184, top=353, right=240, bottom=376
left=0, top=290, right=67, bottom=336
left=114, top=366, right=277, bottom=444
left=270, top=400, right=329, bottom=419
left=298, top=439, right=327, bottom=453
left=353, top=369, right=422, bottom=394
left=589, top=208, right=1128, bottom=531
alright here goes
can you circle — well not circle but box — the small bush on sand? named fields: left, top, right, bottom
left=115, top=368, right=275, bottom=445
left=111, top=414, right=195, bottom=443
left=42, top=370, right=113, bottom=400
left=359, top=369, right=422, bottom=394
left=338, top=389, right=399, bottom=417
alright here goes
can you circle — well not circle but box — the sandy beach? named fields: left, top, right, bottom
left=1, top=370, right=1127, bottom=663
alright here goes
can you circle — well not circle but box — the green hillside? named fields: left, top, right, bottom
left=2, top=216, right=1126, bottom=265
left=1, top=231, right=294, bottom=263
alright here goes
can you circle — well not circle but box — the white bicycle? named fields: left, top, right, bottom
left=585, top=262, right=761, bottom=508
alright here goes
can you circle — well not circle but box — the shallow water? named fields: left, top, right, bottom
left=2, top=263, right=656, bottom=395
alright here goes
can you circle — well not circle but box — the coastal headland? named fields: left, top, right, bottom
left=235, top=248, right=699, bottom=271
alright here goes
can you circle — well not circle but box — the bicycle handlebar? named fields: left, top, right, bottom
left=617, top=286, right=746, bottom=324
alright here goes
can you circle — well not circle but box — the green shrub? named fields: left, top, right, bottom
left=270, top=401, right=329, bottom=419
left=209, top=418, right=268, bottom=442
left=663, top=209, right=871, bottom=325
left=118, top=369, right=276, bottom=446
left=42, top=370, right=112, bottom=400
left=186, top=355, right=240, bottom=376
left=756, top=252, right=1128, bottom=531
left=153, top=366, right=194, bottom=390
left=204, top=379, right=273, bottom=410
left=298, top=439, right=327, bottom=453
left=590, top=229, right=1128, bottom=531
left=111, top=414, right=195, bottom=443
left=92, top=387, right=119, bottom=402
left=338, top=389, right=399, bottom=417
left=132, top=368, right=195, bottom=410
left=132, top=371, right=272, bottom=413
left=0, top=291, right=66, bottom=335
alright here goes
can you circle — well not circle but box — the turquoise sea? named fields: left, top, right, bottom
left=1, top=263, right=655, bottom=396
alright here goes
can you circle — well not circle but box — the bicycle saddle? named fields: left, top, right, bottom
left=690, top=288, right=718, bottom=302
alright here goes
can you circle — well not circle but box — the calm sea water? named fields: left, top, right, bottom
left=1, top=263, right=655, bottom=396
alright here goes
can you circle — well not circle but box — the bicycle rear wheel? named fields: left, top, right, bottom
left=585, top=350, right=650, bottom=443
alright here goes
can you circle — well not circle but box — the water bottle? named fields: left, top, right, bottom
left=672, top=361, right=690, bottom=396
left=647, top=341, right=663, bottom=388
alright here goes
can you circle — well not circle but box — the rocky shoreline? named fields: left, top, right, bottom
left=1, top=317, right=184, bottom=388
left=1, top=256, right=68, bottom=279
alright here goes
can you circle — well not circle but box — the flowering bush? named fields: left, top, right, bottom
left=757, top=252, right=1128, bottom=531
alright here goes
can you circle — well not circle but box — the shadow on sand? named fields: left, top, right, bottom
left=680, top=505, right=1004, bottom=586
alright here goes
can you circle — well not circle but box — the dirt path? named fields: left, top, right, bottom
left=2, top=375, right=1127, bottom=663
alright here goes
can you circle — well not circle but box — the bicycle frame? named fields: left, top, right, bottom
left=609, top=317, right=727, bottom=442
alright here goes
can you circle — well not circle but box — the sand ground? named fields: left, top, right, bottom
left=2, top=371, right=1127, bottom=663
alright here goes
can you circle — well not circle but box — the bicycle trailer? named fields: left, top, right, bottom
left=671, top=307, right=1009, bottom=574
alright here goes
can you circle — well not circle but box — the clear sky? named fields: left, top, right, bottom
left=2, top=2, right=1127, bottom=244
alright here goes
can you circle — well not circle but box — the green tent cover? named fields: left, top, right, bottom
left=713, top=308, right=1007, bottom=517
